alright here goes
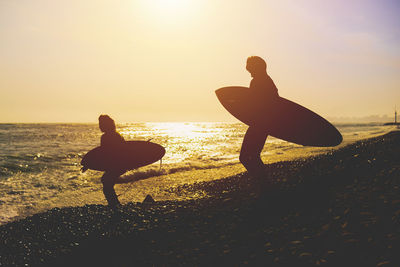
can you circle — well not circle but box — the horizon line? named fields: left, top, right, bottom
left=0, top=120, right=394, bottom=125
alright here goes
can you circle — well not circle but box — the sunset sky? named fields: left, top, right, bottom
left=1, top=0, right=399, bottom=123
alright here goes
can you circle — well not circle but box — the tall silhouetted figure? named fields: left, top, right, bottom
left=98, top=115, right=126, bottom=207
left=240, top=56, right=279, bottom=176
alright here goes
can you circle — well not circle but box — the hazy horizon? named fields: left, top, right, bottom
left=1, top=0, right=399, bottom=123
left=0, top=113, right=397, bottom=124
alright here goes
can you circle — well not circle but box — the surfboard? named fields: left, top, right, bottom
left=216, top=86, right=342, bottom=147
left=81, top=141, right=166, bottom=171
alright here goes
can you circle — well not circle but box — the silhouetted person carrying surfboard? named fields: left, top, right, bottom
left=97, top=115, right=126, bottom=207
left=81, top=116, right=166, bottom=207
left=240, top=56, right=279, bottom=175
left=216, top=58, right=342, bottom=174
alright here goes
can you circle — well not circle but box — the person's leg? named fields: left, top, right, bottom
left=240, top=126, right=268, bottom=175
left=239, top=127, right=252, bottom=170
left=101, top=170, right=123, bottom=207
left=253, top=132, right=268, bottom=170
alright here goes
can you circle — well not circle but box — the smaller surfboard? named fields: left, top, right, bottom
left=81, top=141, right=165, bottom=171
left=216, top=86, right=342, bottom=147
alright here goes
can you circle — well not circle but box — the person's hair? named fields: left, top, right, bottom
left=246, top=56, right=267, bottom=71
left=98, top=115, right=116, bottom=133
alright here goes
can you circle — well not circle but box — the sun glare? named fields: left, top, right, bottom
left=147, top=122, right=204, bottom=138
left=145, top=0, right=191, bottom=15
left=153, top=0, right=187, bottom=11
left=138, top=0, right=197, bottom=26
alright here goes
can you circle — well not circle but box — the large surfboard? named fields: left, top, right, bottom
left=216, top=86, right=342, bottom=147
left=81, top=141, right=166, bottom=171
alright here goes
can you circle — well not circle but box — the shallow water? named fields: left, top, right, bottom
left=0, top=122, right=396, bottom=224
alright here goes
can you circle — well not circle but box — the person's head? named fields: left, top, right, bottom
left=98, top=115, right=116, bottom=133
left=246, top=56, right=267, bottom=77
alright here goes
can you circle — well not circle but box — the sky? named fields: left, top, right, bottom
left=1, top=0, right=399, bottom=123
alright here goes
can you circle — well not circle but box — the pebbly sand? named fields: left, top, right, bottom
left=0, top=131, right=399, bottom=266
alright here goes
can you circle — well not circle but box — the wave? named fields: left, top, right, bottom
left=115, top=169, right=167, bottom=184
left=0, top=162, right=47, bottom=177
left=114, top=161, right=241, bottom=183
left=0, top=153, right=80, bottom=178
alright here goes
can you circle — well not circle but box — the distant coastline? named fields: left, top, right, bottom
left=327, top=114, right=395, bottom=124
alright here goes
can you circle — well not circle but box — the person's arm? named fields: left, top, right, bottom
left=251, top=76, right=279, bottom=98
left=269, top=76, right=279, bottom=97
left=101, top=132, right=125, bottom=149
left=249, top=78, right=256, bottom=89
left=249, top=78, right=265, bottom=92
left=100, top=133, right=113, bottom=147
left=100, top=134, right=106, bottom=147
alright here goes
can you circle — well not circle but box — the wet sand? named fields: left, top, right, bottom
left=1, top=131, right=399, bottom=266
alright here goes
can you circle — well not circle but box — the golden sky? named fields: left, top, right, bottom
left=1, top=0, right=399, bottom=122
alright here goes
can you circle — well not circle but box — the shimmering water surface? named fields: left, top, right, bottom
left=0, top=122, right=396, bottom=224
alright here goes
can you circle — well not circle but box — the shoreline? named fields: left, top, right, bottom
left=0, top=125, right=392, bottom=226
left=1, top=131, right=400, bottom=265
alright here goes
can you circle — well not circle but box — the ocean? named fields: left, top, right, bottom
left=0, top=122, right=395, bottom=224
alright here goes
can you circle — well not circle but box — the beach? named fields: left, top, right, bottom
left=0, top=122, right=391, bottom=225
left=1, top=131, right=399, bottom=266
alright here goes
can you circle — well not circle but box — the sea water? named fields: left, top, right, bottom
left=0, top=122, right=395, bottom=224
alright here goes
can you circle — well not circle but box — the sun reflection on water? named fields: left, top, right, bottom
left=120, top=122, right=242, bottom=165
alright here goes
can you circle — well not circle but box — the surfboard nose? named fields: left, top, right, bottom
left=334, top=132, right=343, bottom=146
left=327, top=128, right=343, bottom=147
